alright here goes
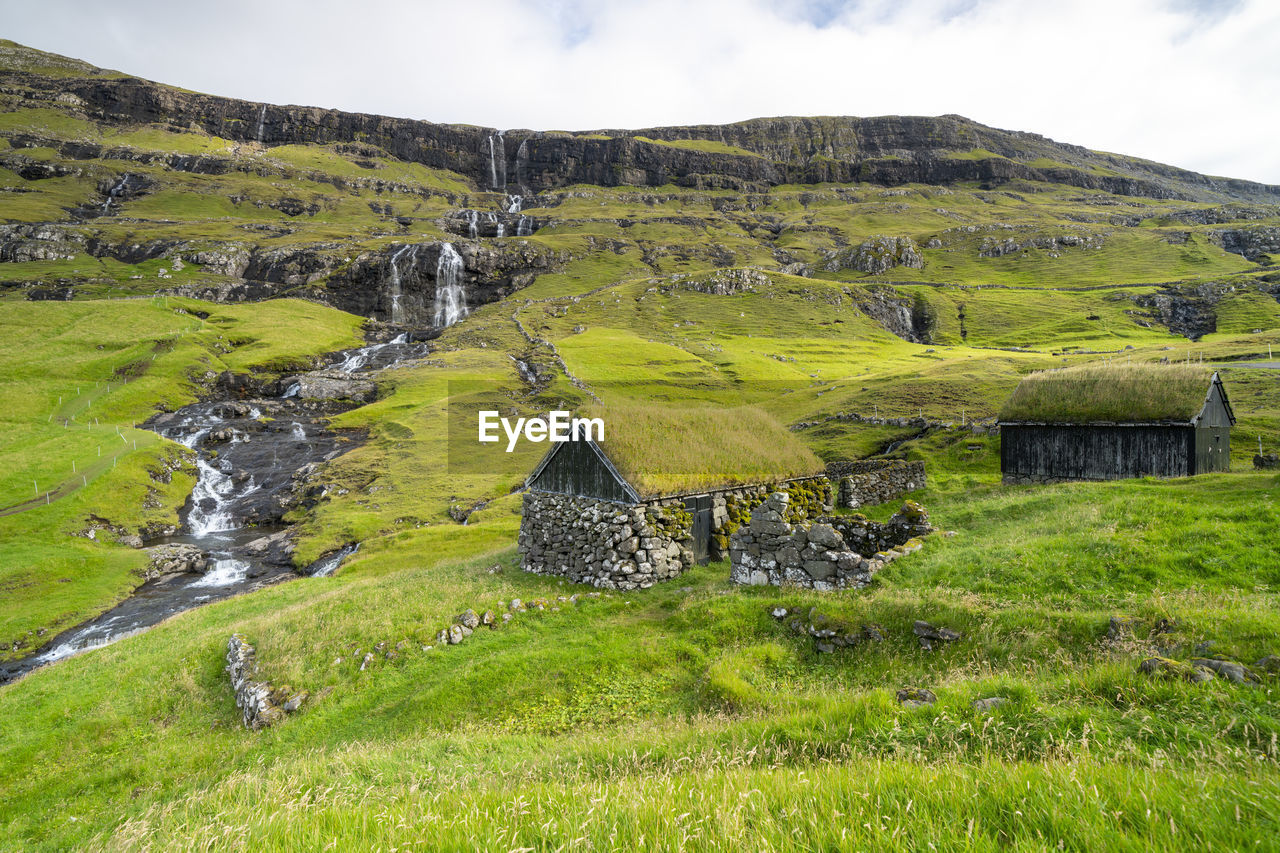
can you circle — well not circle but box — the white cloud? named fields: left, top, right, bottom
left=2, top=0, right=1277, bottom=182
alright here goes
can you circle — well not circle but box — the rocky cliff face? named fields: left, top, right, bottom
left=6, top=54, right=1280, bottom=204
left=0, top=222, right=566, bottom=325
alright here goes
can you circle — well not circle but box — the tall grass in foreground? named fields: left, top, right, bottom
left=96, top=756, right=1279, bottom=852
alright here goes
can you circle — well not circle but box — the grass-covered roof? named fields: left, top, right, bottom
left=590, top=404, right=825, bottom=498
left=999, top=363, right=1215, bottom=424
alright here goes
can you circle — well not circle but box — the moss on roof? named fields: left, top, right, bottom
left=590, top=404, right=824, bottom=498
left=999, top=363, right=1215, bottom=424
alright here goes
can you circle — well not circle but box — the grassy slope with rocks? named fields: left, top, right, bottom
left=1, top=41, right=1279, bottom=851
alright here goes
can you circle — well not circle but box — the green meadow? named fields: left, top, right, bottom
left=2, top=37, right=1280, bottom=850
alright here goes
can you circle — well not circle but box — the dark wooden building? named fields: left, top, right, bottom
left=999, top=368, right=1235, bottom=484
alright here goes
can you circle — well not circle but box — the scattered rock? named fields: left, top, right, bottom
left=971, top=696, right=1007, bottom=712
left=1138, top=656, right=1212, bottom=683
left=1191, top=658, right=1260, bottom=684
left=771, top=607, right=788, bottom=620
left=1254, top=655, right=1280, bottom=675
left=455, top=609, right=481, bottom=630
left=143, top=543, right=208, bottom=580
left=896, top=687, right=937, bottom=708
left=913, top=620, right=961, bottom=651
left=1107, top=615, right=1140, bottom=640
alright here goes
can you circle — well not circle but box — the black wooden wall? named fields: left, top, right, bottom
left=527, top=440, right=636, bottom=503
left=1001, top=424, right=1195, bottom=481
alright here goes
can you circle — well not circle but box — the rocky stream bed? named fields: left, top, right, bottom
left=0, top=333, right=428, bottom=684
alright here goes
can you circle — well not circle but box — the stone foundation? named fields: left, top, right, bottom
left=826, top=460, right=926, bottom=508
left=729, top=493, right=933, bottom=590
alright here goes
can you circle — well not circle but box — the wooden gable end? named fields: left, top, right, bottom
left=525, top=438, right=641, bottom=504
left=1193, top=373, right=1236, bottom=429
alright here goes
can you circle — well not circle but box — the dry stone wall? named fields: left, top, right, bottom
left=826, top=460, right=926, bottom=508
left=520, top=477, right=834, bottom=587
left=729, top=493, right=933, bottom=590
left=711, top=477, right=833, bottom=558
left=225, top=634, right=307, bottom=730
left=519, top=492, right=694, bottom=590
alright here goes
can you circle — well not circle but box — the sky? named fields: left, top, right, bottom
left=3, top=0, right=1278, bottom=183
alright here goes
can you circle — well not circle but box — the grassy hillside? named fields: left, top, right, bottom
left=1, top=41, right=1279, bottom=852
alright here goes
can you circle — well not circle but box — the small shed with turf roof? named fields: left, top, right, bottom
left=998, top=364, right=1234, bottom=484
left=519, top=406, right=832, bottom=589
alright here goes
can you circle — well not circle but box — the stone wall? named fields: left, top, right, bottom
left=710, top=477, right=833, bottom=558
left=225, top=634, right=307, bottom=730
left=826, top=460, right=926, bottom=508
left=519, top=492, right=694, bottom=590
left=519, top=477, right=834, bottom=587
left=729, top=493, right=933, bottom=590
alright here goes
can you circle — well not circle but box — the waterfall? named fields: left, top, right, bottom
left=514, top=137, right=530, bottom=190
left=433, top=242, right=468, bottom=327
left=507, top=194, right=522, bottom=213
left=256, top=104, right=267, bottom=143
left=385, top=244, right=416, bottom=324
left=191, top=557, right=249, bottom=588
left=516, top=215, right=532, bottom=237
left=488, top=131, right=507, bottom=190
left=101, top=175, right=129, bottom=212
left=467, top=210, right=479, bottom=238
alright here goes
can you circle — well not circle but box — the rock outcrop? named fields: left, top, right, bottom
left=143, top=543, right=208, bottom=579
left=824, top=236, right=924, bottom=274
left=1209, top=226, right=1280, bottom=261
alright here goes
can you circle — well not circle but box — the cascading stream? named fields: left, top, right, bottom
left=101, top=175, right=129, bottom=213
left=0, top=335, right=429, bottom=684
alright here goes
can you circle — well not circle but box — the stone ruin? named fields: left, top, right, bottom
left=519, top=478, right=834, bottom=589
left=729, top=492, right=933, bottom=590
left=225, top=634, right=307, bottom=730
left=828, top=459, right=927, bottom=509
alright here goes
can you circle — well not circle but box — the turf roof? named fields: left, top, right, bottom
left=999, top=363, right=1217, bottom=424
left=587, top=404, right=825, bottom=498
